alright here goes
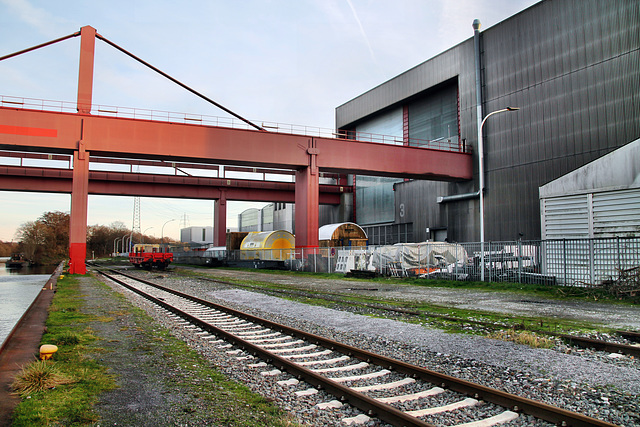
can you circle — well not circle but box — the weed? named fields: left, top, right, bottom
left=11, top=360, right=74, bottom=397
left=488, top=329, right=555, bottom=349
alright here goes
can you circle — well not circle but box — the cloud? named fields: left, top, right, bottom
left=1, top=0, right=71, bottom=38
left=344, top=0, right=376, bottom=62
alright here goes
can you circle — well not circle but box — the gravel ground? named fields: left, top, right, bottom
left=183, top=268, right=640, bottom=330
left=100, top=268, right=640, bottom=427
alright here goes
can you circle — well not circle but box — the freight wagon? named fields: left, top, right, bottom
left=129, top=244, right=173, bottom=270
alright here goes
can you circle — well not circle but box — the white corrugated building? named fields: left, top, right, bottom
left=539, top=138, right=640, bottom=285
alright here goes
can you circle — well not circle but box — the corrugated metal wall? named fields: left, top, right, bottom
left=542, top=188, right=640, bottom=238
left=336, top=0, right=640, bottom=242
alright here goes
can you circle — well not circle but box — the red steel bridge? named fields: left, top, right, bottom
left=0, top=26, right=472, bottom=274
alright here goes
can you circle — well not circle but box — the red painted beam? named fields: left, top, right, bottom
left=0, top=107, right=473, bottom=180
left=314, top=136, right=473, bottom=181
left=0, top=166, right=347, bottom=203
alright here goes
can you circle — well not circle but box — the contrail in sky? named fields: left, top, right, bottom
left=345, top=0, right=376, bottom=61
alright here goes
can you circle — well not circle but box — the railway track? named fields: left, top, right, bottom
left=177, top=273, right=640, bottom=359
left=97, top=269, right=619, bottom=427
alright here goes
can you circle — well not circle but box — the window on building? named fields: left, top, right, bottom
left=408, top=82, right=459, bottom=146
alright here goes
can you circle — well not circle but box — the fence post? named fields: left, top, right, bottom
left=617, top=236, right=621, bottom=272
left=589, top=238, right=595, bottom=285
left=487, top=241, right=492, bottom=282
left=563, top=239, right=567, bottom=285
left=517, top=239, right=522, bottom=284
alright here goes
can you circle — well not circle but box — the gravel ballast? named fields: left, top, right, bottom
left=99, top=269, right=640, bottom=426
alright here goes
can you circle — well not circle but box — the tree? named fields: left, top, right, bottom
left=15, top=211, right=69, bottom=265
left=0, top=240, right=19, bottom=257
left=87, top=224, right=130, bottom=258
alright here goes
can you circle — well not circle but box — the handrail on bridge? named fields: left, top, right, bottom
left=0, top=95, right=469, bottom=153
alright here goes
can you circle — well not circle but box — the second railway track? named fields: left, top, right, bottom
left=97, top=268, right=621, bottom=427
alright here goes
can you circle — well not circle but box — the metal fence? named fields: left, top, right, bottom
left=173, top=237, right=640, bottom=287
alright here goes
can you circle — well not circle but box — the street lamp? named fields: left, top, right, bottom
left=122, top=233, right=130, bottom=254
left=161, top=219, right=175, bottom=248
left=113, top=237, right=121, bottom=257
left=142, top=227, right=153, bottom=243
left=478, top=107, right=520, bottom=281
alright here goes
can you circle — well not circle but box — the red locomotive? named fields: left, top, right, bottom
left=129, top=244, right=173, bottom=270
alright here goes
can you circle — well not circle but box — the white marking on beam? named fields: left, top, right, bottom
left=374, top=386, right=444, bottom=403
left=453, top=410, right=519, bottom=427
left=312, top=362, right=369, bottom=373
left=352, top=377, right=415, bottom=392
left=295, top=355, right=349, bottom=366
left=269, top=344, right=317, bottom=354
left=295, top=388, right=318, bottom=396
left=260, top=369, right=282, bottom=376
left=342, top=414, right=371, bottom=425
left=277, top=378, right=300, bottom=386
left=316, top=400, right=343, bottom=409
left=281, top=349, right=332, bottom=359
left=329, top=369, right=390, bottom=383
left=406, top=397, right=478, bottom=417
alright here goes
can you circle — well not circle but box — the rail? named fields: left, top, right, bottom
left=98, top=269, right=619, bottom=427
left=0, top=95, right=468, bottom=153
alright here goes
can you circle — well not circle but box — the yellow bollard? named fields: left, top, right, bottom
left=39, top=344, right=58, bottom=360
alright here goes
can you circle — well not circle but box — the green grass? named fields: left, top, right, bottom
left=10, top=275, right=115, bottom=426
left=11, top=272, right=299, bottom=427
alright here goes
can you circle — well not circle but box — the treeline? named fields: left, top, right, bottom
left=0, top=241, right=19, bottom=257
left=8, top=211, right=172, bottom=265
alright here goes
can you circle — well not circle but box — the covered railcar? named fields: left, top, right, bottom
left=239, top=230, right=294, bottom=260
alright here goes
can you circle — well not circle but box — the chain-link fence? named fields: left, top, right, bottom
left=172, top=237, right=640, bottom=287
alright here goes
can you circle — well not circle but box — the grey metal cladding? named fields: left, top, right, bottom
left=336, top=0, right=640, bottom=242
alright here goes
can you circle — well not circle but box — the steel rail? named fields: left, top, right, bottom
left=615, top=330, right=640, bottom=342
left=550, top=333, right=640, bottom=358
left=103, top=269, right=620, bottom=427
left=191, top=275, right=640, bottom=358
left=98, top=269, right=434, bottom=427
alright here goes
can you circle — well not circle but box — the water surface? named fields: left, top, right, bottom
left=0, top=265, right=56, bottom=347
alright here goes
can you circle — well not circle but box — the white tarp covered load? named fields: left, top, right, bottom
left=369, top=242, right=468, bottom=273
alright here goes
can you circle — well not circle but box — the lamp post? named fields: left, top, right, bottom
left=122, top=233, right=130, bottom=254
left=113, top=237, right=121, bottom=257
left=161, top=219, right=175, bottom=249
left=479, top=106, right=520, bottom=281
left=142, top=227, right=153, bottom=243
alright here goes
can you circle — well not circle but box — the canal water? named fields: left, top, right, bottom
left=0, top=264, right=56, bottom=347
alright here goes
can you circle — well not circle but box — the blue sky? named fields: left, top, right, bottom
left=0, top=0, right=539, bottom=242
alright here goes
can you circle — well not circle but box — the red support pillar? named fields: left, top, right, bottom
left=213, top=191, right=227, bottom=247
left=68, top=144, right=89, bottom=274
left=295, top=139, right=320, bottom=249
left=77, top=26, right=96, bottom=114
left=68, top=26, right=96, bottom=274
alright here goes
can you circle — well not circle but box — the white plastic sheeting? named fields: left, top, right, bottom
left=369, top=242, right=468, bottom=273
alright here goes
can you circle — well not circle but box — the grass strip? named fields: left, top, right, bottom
left=10, top=273, right=299, bottom=427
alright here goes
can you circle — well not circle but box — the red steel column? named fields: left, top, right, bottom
left=213, top=191, right=227, bottom=246
left=295, top=139, right=319, bottom=249
left=69, top=144, right=89, bottom=274
left=77, top=26, right=96, bottom=114
left=68, top=26, right=95, bottom=274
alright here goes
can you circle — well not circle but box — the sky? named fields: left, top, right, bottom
left=0, top=0, right=540, bottom=243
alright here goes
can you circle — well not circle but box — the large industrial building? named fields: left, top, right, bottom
left=238, top=0, right=639, bottom=245
left=335, top=0, right=639, bottom=244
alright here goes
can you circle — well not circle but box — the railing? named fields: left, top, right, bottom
left=1, top=95, right=469, bottom=153
left=179, top=237, right=640, bottom=287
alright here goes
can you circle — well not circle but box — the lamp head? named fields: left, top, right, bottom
left=506, top=106, right=520, bottom=111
